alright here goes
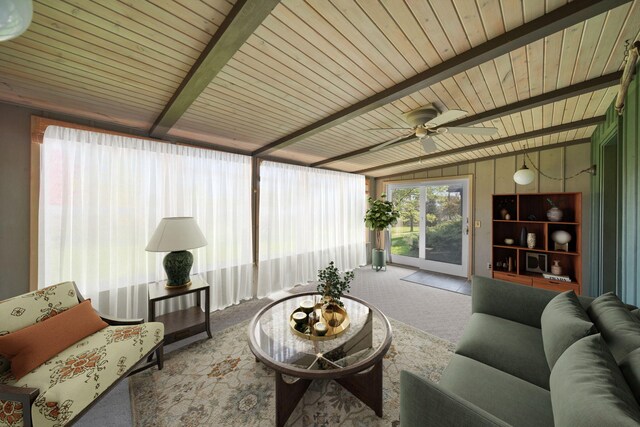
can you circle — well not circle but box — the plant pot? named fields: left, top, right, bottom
left=372, top=249, right=386, bottom=272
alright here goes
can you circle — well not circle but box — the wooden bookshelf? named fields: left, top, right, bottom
left=492, top=192, right=582, bottom=295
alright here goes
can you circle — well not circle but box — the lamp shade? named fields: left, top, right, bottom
left=0, top=0, right=33, bottom=42
left=513, top=164, right=535, bottom=185
left=146, top=217, right=207, bottom=252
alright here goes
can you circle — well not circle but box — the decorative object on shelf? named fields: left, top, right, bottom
left=527, top=232, right=536, bottom=249
left=146, top=217, right=207, bottom=288
left=551, top=260, right=562, bottom=275
left=500, top=208, right=509, bottom=219
left=526, top=252, right=548, bottom=273
left=546, top=198, right=563, bottom=222
left=551, top=230, right=572, bottom=251
left=508, top=257, right=514, bottom=272
left=519, top=226, right=528, bottom=247
left=513, top=157, right=535, bottom=185
left=527, top=214, right=537, bottom=221
left=512, top=143, right=596, bottom=185
left=0, top=0, right=33, bottom=42
left=505, top=213, right=511, bottom=220
left=543, top=273, right=572, bottom=282
left=364, top=194, right=400, bottom=272
left=504, top=238, right=514, bottom=245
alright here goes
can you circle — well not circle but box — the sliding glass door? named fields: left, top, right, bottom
left=389, top=178, right=470, bottom=277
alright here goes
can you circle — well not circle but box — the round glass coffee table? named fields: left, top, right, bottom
left=248, top=292, right=392, bottom=427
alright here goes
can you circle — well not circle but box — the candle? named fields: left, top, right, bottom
left=314, top=322, right=328, bottom=336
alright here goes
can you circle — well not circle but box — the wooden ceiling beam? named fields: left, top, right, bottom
left=149, top=0, right=280, bottom=138
left=311, top=71, right=622, bottom=167
left=354, top=116, right=605, bottom=175
left=375, top=138, right=592, bottom=181
left=252, top=0, right=628, bottom=157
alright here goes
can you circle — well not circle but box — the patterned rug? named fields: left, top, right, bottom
left=129, top=318, right=455, bottom=426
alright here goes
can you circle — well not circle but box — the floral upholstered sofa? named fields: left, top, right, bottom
left=0, top=282, right=164, bottom=427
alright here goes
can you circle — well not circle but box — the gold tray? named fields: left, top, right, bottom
left=289, top=303, right=350, bottom=341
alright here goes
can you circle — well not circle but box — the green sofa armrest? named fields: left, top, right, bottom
left=400, top=371, right=510, bottom=427
left=472, top=276, right=560, bottom=328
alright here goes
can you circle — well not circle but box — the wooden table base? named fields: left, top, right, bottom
left=274, top=360, right=383, bottom=427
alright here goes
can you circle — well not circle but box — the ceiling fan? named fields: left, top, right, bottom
left=367, top=105, right=498, bottom=154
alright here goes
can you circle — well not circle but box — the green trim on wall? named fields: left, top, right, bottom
left=591, top=63, right=640, bottom=304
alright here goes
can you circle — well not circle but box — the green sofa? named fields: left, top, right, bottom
left=400, top=275, right=640, bottom=426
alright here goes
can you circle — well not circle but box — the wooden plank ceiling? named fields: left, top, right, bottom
left=0, top=0, right=638, bottom=177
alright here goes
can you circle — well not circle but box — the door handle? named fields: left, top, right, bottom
left=465, top=225, right=469, bottom=235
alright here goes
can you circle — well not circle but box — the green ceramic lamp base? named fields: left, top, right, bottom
left=163, top=250, right=193, bottom=287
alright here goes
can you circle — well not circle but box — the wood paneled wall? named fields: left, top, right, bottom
left=374, top=143, right=592, bottom=293
left=591, top=63, right=640, bottom=305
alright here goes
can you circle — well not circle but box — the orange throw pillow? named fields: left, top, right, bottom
left=0, top=300, right=108, bottom=379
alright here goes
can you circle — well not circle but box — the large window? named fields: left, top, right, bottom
left=258, top=161, right=366, bottom=297
left=39, top=126, right=253, bottom=317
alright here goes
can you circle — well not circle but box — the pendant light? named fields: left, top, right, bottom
left=513, top=159, right=535, bottom=185
left=0, top=0, right=33, bottom=42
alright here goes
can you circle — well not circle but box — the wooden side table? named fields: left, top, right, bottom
left=148, top=275, right=212, bottom=345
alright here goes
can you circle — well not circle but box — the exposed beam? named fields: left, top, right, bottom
left=149, top=0, right=280, bottom=138
left=252, top=0, right=628, bottom=157
left=311, top=72, right=622, bottom=167
left=376, top=139, right=592, bottom=181
left=355, top=116, right=605, bottom=175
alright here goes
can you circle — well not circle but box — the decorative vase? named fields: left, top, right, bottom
left=519, top=227, right=528, bottom=247
left=547, top=207, right=563, bottom=222
left=500, top=208, right=508, bottom=219
left=321, top=299, right=343, bottom=327
left=527, top=232, right=536, bottom=249
left=551, top=260, right=562, bottom=275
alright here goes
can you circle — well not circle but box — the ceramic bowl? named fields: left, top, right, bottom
left=314, top=322, right=328, bottom=336
left=504, top=238, right=514, bottom=245
left=292, top=311, right=307, bottom=325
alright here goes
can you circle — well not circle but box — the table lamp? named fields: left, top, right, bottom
left=146, top=217, right=207, bottom=288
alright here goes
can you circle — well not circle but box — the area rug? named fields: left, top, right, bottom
left=401, top=270, right=472, bottom=296
left=129, top=318, right=455, bottom=426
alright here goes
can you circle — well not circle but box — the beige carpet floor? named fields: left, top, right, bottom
left=75, top=264, right=472, bottom=426
left=129, top=318, right=456, bottom=426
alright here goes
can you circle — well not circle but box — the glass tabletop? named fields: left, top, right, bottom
left=250, top=293, right=391, bottom=374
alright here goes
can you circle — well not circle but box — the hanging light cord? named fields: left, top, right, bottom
left=523, top=150, right=596, bottom=181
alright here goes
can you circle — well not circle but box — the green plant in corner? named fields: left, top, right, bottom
left=317, top=261, right=354, bottom=307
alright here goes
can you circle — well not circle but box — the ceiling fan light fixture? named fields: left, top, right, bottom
left=436, top=127, right=448, bottom=134
left=415, top=127, right=427, bottom=138
left=513, top=162, right=535, bottom=185
left=0, top=0, right=33, bottom=42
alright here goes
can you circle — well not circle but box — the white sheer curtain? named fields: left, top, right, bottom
left=258, top=161, right=366, bottom=297
left=39, top=126, right=253, bottom=318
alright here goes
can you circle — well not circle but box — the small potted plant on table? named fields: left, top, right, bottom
left=364, top=194, right=400, bottom=271
left=317, top=261, right=354, bottom=326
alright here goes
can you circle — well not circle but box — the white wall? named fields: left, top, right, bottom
left=375, top=143, right=592, bottom=294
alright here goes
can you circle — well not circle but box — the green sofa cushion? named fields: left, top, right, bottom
left=550, top=334, right=640, bottom=426
left=455, top=313, right=550, bottom=389
left=439, top=354, right=554, bottom=427
left=540, top=290, right=596, bottom=369
left=588, top=293, right=640, bottom=362
left=620, top=348, right=640, bottom=405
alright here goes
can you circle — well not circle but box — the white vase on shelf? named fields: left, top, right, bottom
left=527, top=232, right=536, bottom=249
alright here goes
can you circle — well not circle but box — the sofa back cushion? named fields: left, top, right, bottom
left=0, top=281, right=79, bottom=334
left=0, top=299, right=108, bottom=380
left=620, top=348, right=640, bottom=405
left=587, top=293, right=640, bottom=362
left=550, top=334, right=640, bottom=426
left=540, top=290, right=596, bottom=369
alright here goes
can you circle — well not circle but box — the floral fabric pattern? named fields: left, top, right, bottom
left=130, top=318, right=455, bottom=426
left=0, top=401, right=22, bottom=427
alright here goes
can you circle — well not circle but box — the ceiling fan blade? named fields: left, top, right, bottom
left=442, top=126, right=498, bottom=135
left=421, top=136, right=438, bottom=154
left=425, top=109, right=467, bottom=127
left=366, top=127, right=412, bottom=131
left=370, top=132, right=414, bottom=152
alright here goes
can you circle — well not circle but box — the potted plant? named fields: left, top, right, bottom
left=317, top=262, right=354, bottom=326
left=364, top=194, right=400, bottom=271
